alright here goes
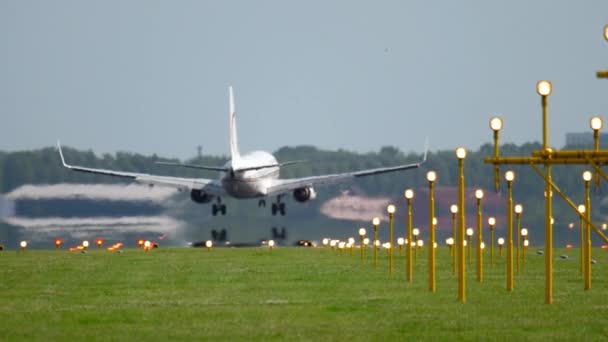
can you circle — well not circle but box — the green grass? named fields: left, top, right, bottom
left=1, top=246, right=607, bottom=341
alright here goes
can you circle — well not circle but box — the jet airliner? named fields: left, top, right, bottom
left=58, top=87, right=426, bottom=216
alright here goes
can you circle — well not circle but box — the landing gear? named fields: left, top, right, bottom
left=271, top=196, right=286, bottom=216
left=212, top=198, right=227, bottom=216
left=258, top=199, right=266, bottom=208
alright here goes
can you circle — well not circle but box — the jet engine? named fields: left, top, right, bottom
left=190, top=189, right=212, bottom=204
left=293, top=187, right=317, bottom=203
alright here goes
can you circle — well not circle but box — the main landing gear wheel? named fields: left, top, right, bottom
left=271, top=203, right=286, bottom=216
left=212, top=203, right=227, bottom=216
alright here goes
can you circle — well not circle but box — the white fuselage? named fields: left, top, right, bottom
left=220, top=150, right=279, bottom=198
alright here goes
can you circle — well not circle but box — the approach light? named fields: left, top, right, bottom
left=604, top=24, right=608, bottom=41
left=583, top=171, right=593, bottom=182
left=358, top=228, right=366, bottom=236
left=481, top=242, right=486, bottom=250
left=138, top=239, right=144, bottom=248
left=590, top=117, right=603, bottom=131
left=96, top=239, right=103, bottom=248
left=536, top=80, right=553, bottom=96
left=488, top=217, right=496, bottom=226
left=398, top=238, right=405, bottom=246
left=205, top=240, right=213, bottom=249
left=404, top=189, right=414, bottom=199
left=363, top=238, right=370, bottom=245
left=603, top=223, right=607, bottom=231
left=498, top=238, right=505, bottom=246
left=475, top=189, right=484, bottom=200
left=514, top=204, right=523, bottom=214
left=55, top=238, right=62, bottom=248
left=269, top=240, right=275, bottom=247
left=578, top=204, right=586, bottom=214
left=446, top=237, right=454, bottom=246
left=450, top=204, right=458, bottom=214
left=489, top=117, right=503, bottom=132
left=466, top=228, right=474, bottom=237
left=372, top=217, right=380, bottom=226
left=505, top=170, right=515, bottom=182
left=413, top=228, right=420, bottom=237
left=20, top=241, right=27, bottom=249
left=426, top=171, right=437, bottom=182
left=322, top=238, right=329, bottom=246
left=433, top=217, right=438, bottom=226
left=417, top=240, right=424, bottom=247
left=524, top=240, right=529, bottom=247
left=82, top=240, right=89, bottom=249
left=387, top=204, right=396, bottom=214
left=521, top=228, right=529, bottom=237
left=456, top=147, right=467, bottom=159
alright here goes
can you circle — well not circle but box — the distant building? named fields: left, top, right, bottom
left=565, top=132, right=608, bottom=148
left=0, top=196, right=15, bottom=218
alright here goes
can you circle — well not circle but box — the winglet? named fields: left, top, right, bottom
left=422, top=137, right=429, bottom=163
left=56, top=140, right=71, bottom=168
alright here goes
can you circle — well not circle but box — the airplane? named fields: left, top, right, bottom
left=57, top=87, right=427, bottom=216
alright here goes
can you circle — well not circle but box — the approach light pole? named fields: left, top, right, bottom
left=514, top=204, right=523, bottom=275
left=505, top=170, right=515, bottom=291
left=583, top=170, right=592, bottom=290
left=488, top=217, right=496, bottom=268
left=475, top=189, right=484, bottom=282
left=456, top=147, right=467, bottom=303
left=405, top=189, right=414, bottom=282
left=427, top=171, right=437, bottom=292
left=387, top=205, right=396, bottom=276
left=359, top=228, right=367, bottom=264
left=578, top=204, right=586, bottom=276
left=372, top=217, right=380, bottom=268
left=450, top=204, right=458, bottom=274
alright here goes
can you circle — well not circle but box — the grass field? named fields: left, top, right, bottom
left=1, top=245, right=607, bottom=341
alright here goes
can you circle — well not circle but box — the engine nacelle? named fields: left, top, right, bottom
left=293, top=187, right=317, bottom=203
left=190, top=189, right=212, bottom=204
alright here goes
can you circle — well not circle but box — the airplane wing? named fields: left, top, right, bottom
left=265, top=161, right=422, bottom=197
left=57, top=142, right=225, bottom=196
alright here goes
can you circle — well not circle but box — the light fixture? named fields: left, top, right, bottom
left=456, top=147, right=467, bottom=159
left=490, top=117, right=503, bottom=132
left=405, top=189, right=414, bottom=199
left=536, top=80, right=553, bottom=96
left=590, top=117, right=603, bottom=131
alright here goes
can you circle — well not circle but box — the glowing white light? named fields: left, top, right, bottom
left=205, top=240, right=213, bottom=248
left=488, top=217, right=496, bottom=226
left=450, top=204, right=458, bottom=214
left=397, top=238, right=405, bottom=246
left=372, top=217, right=380, bottom=226
left=536, top=80, right=552, bottom=96
left=456, top=147, right=467, bottom=159
left=387, top=204, right=396, bottom=214
left=426, top=171, right=437, bottom=182
left=498, top=238, right=505, bottom=246
left=404, top=189, right=414, bottom=199
left=489, top=117, right=503, bottom=131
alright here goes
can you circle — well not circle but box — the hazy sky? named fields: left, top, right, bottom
left=1, top=1, right=607, bottom=160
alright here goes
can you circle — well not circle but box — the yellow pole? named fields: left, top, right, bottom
left=476, top=197, right=483, bottom=283
left=452, top=212, right=457, bottom=275
left=389, top=211, right=395, bottom=276
left=373, top=224, right=379, bottom=269
left=580, top=212, right=584, bottom=276
left=428, top=177, right=436, bottom=292
left=585, top=179, right=592, bottom=290
left=360, top=234, right=365, bottom=263
left=406, top=195, right=413, bottom=282
left=457, top=149, right=466, bottom=303
left=545, top=165, right=553, bottom=303
left=506, top=175, right=514, bottom=292
left=490, top=223, right=495, bottom=268
left=516, top=212, right=521, bottom=275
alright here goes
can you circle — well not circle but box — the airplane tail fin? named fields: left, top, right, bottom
left=229, top=86, right=241, bottom=169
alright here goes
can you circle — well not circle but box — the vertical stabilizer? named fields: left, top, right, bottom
left=229, top=86, right=241, bottom=168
